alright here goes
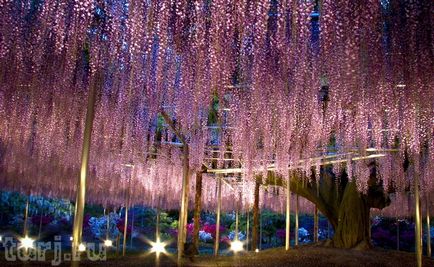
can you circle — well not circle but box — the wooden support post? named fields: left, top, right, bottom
left=427, top=196, right=431, bottom=257
left=252, top=180, right=260, bottom=251
left=235, top=209, right=239, bottom=240
left=123, top=169, right=133, bottom=257
left=415, top=169, right=422, bottom=267
left=23, top=197, right=29, bottom=237
left=314, top=206, right=319, bottom=243
left=177, top=146, right=190, bottom=262
left=122, top=206, right=128, bottom=256
left=106, top=209, right=110, bottom=241
left=160, top=111, right=190, bottom=262
left=246, top=210, right=250, bottom=251
left=295, top=194, right=299, bottom=246
left=259, top=210, right=263, bottom=250
left=72, top=72, right=98, bottom=263
left=156, top=208, right=160, bottom=241
left=193, top=172, right=203, bottom=252
left=235, top=192, right=241, bottom=241
left=285, top=177, right=291, bottom=250
left=214, top=176, right=222, bottom=256
left=130, top=209, right=135, bottom=249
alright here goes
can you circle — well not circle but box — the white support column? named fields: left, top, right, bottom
left=177, top=146, right=190, bottom=262
left=214, top=176, right=222, bottom=256
left=415, top=169, right=422, bottom=267
left=72, top=73, right=98, bottom=263
left=295, top=194, right=299, bottom=246
left=285, top=177, right=291, bottom=250
left=314, top=206, right=319, bottom=243
left=23, top=196, right=30, bottom=237
left=246, top=210, right=250, bottom=251
left=427, top=196, right=431, bottom=257
left=122, top=205, right=128, bottom=256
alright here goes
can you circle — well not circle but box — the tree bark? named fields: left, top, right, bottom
left=192, top=171, right=203, bottom=252
left=252, top=180, right=260, bottom=251
left=264, top=164, right=390, bottom=249
left=314, top=206, right=319, bottom=243
left=332, top=182, right=371, bottom=248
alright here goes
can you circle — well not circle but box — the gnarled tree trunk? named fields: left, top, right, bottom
left=192, top=171, right=203, bottom=253
left=332, top=182, right=371, bottom=248
left=252, top=180, right=260, bottom=251
left=266, top=164, right=390, bottom=249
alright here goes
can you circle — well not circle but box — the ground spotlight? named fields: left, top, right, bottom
left=230, top=239, right=243, bottom=252
left=78, top=243, right=86, bottom=252
left=150, top=239, right=166, bottom=254
left=19, top=236, right=34, bottom=249
left=104, top=239, right=113, bottom=247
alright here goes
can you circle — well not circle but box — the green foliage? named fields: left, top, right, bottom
left=207, top=93, right=219, bottom=125
left=83, top=204, right=104, bottom=217
left=170, top=220, right=179, bottom=229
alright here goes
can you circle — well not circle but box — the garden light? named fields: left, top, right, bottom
left=78, top=243, right=86, bottom=252
left=19, top=236, right=34, bottom=249
left=255, top=249, right=259, bottom=253
left=230, top=240, right=243, bottom=252
left=150, top=239, right=166, bottom=254
left=104, top=239, right=113, bottom=247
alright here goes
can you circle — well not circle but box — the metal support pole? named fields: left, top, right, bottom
left=285, top=178, right=291, bottom=250
left=314, top=206, right=319, bottom=243
left=214, top=176, right=222, bottom=256
left=156, top=208, right=160, bottom=241
left=427, top=197, right=431, bottom=257
left=235, top=209, right=239, bottom=240
left=252, top=181, right=260, bottom=251
left=23, top=197, right=29, bottom=237
left=259, top=211, right=263, bottom=250
left=246, top=210, right=250, bottom=250
left=415, top=169, right=422, bottom=267
left=106, top=209, right=110, bottom=241
left=123, top=206, right=128, bottom=256
left=130, top=209, right=135, bottom=249
left=72, top=74, right=98, bottom=260
left=177, top=146, right=190, bottom=262
left=235, top=192, right=241, bottom=241
left=123, top=168, right=133, bottom=257
left=155, top=208, right=161, bottom=267
left=295, top=194, right=299, bottom=246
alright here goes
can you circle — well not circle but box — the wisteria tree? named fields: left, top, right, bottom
left=0, top=0, right=432, bottom=257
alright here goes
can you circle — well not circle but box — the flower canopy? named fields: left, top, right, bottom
left=0, top=0, right=432, bottom=211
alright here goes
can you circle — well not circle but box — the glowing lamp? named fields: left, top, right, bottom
left=0, top=235, right=2, bottom=242
left=70, top=236, right=73, bottom=241
left=104, top=240, right=113, bottom=247
left=396, top=84, right=406, bottom=88
left=230, top=240, right=243, bottom=252
left=150, top=240, right=166, bottom=253
left=20, top=236, right=34, bottom=249
left=78, top=243, right=86, bottom=252
left=255, top=248, right=259, bottom=253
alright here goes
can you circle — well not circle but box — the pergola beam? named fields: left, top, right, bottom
left=206, top=153, right=389, bottom=174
